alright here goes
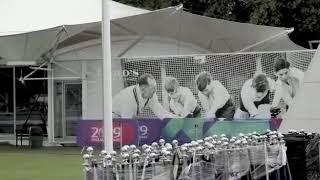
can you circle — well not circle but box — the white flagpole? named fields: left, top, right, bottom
left=102, top=0, right=113, bottom=151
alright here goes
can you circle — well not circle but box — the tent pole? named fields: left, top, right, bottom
left=102, top=0, right=113, bottom=152
left=24, top=77, right=81, bottom=81
left=52, top=61, right=81, bottom=76
left=23, top=61, right=48, bottom=80
left=47, top=62, right=54, bottom=144
left=238, top=28, right=294, bottom=52
left=117, top=36, right=144, bottom=57
left=13, top=67, right=16, bottom=135
left=111, top=21, right=139, bottom=35
left=23, top=27, right=65, bottom=81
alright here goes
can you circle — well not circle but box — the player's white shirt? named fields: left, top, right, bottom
left=112, top=85, right=176, bottom=119
left=241, top=77, right=276, bottom=116
left=198, top=80, right=230, bottom=116
left=272, top=67, right=304, bottom=107
left=169, top=87, right=198, bottom=117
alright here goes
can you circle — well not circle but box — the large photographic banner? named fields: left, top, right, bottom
left=83, top=51, right=313, bottom=147
left=77, top=118, right=282, bottom=147
left=115, top=52, right=313, bottom=120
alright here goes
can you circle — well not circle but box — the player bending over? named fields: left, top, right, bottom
left=164, top=77, right=201, bottom=118
left=196, top=71, right=235, bottom=120
left=271, top=58, right=304, bottom=114
left=234, top=74, right=276, bottom=119
left=112, top=73, right=178, bottom=119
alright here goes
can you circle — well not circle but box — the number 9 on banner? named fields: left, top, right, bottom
left=139, top=125, right=148, bottom=137
left=137, top=119, right=162, bottom=145
left=113, top=127, right=121, bottom=139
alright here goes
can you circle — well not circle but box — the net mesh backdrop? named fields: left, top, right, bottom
left=116, top=50, right=315, bottom=118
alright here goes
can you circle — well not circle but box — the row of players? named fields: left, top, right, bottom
left=112, top=58, right=304, bottom=119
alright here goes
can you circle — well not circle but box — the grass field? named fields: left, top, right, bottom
left=0, top=145, right=85, bottom=180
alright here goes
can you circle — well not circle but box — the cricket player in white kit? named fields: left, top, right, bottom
left=112, top=73, right=178, bottom=119
left=164, top=77, right=201, bottom=118
left=271, top=58, right=304, bottom=111
left=196, top=71, right=235, bottom=120
left=234, top=74, right=276, bottom=119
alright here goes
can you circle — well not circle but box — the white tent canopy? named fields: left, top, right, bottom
left=71, top=6, right=305, bottom=57
left=242, top=35, right=305, bottom=52
left=0, top=2, right=306, bottom=64
left=280, top=45, right=320, bottom=133
left=107, top=7, right=305, bottom=53
left=0, top=0, right=149, bottom=64
left=0, top=23, right=99, bottom=64
left=0, top=0, right=149, bottom=35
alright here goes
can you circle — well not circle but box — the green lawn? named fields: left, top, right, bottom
left=0, top=145, right=84, bottom=180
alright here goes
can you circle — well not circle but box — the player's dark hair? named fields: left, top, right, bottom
left=274, top=58, right=290, bottom=73
left=165, top=77, right=179, bottom=93
left=196, top=71, right=212, bottom=92
left=138, top=73, right=155, bottom=86
left=252, top=74, right=269, bottom=93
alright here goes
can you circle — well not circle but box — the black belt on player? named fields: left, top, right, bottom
left=192, top=105, right=201, bottom=116
left=133, top=86, right=150, bottom=116
left=240, top=90, right=271, bottom=113
left=184, top=105, right=201, bottom=118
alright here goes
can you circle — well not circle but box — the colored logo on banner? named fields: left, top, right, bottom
left=137, top=119, right=162, bottom=145
left=270, top=118, right=282, bottom=130
left=77, top=119, right=138, bottom=146
left=161, top=118, right=204, bottom=143
left=77, top=118, right=282, bottom=147
left=161, top=118, right=184, bottom=141
left=113, top=119, right=138, bottom=145
left=77, top=120, right=103, bottom=146
left=203, top=120, right=272, bottom=137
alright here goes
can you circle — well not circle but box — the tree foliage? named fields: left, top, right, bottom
left=248, top=0, right=320, bottom=33
left=115, top=0, right=173, bottom=10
